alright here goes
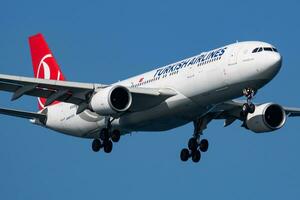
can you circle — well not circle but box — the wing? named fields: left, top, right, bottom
left=210, top=100, right=300, bottom=127
left=0, top=73, right=104, bottom=105
left=0, top=73, right=176, bottom=114
left=282, top=107, right=300, bottom=117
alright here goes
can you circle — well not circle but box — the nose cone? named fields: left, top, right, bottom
left=270, top=53, right=282, bottom=74
left=271, top=53, right=282, bottom=70
left=263, top=53, right=282, bottom=80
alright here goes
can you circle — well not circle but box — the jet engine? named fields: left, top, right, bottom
left=246, top=103, right=286, bottom=133
left=89, top=85, right=132, bottom=116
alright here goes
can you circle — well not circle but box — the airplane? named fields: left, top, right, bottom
left=0, top=33, right=299, bottom=163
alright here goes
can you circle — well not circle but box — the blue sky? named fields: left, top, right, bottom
left=0, top=0, right=300, bottom=199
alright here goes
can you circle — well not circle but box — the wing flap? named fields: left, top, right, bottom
left=0, top=74, right=98, bottom=90
left=0, top=73, right=106, bottom=106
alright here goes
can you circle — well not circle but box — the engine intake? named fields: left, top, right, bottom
left=89, top=85, right=132, bottom=115
left=246, top=103, right=286, bottom=133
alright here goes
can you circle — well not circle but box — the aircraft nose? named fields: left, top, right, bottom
left=264, top=52, right=282, bottom=79
left=270, top=53, right=282, bottom=72
left=272, top=53, right=282, bottom=67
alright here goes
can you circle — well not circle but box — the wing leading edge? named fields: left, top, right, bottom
left=0, top=73, right=177, bottom=114
left=210, top=100, right=300, bottom=125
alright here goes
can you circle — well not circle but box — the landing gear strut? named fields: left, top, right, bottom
left=241, top=88, right=256, bottom=118
left=91, top=117, right=121, bottom=154
left=180, top=117, right=211, bottom=163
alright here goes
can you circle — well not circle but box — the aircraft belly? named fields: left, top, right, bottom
left=45, top=103, right=101, bottom=138
left=118, top=93, right=210, bottom=132
left=118, top=66, right=227, bottom=132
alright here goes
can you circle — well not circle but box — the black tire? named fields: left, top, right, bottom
left=100, top=128, right=109, bottom=140
left=111, top=129, right=121, bottom=143
left=92, top=139, right=101, bottom=152
left=242, top=103, right=249, bottom=113
left=199, top=139, right=209, bottom=152
left=103, top=140, right=113, bottom=153
left=248, top=103, right=255, bottom=113
left=188, top=138, right=198, bottom=151
left=191, top=150, right=201, bottom=163
left=180, top=148, right=190, bottom=162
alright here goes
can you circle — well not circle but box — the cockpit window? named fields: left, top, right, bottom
left=263, top=47, right=273, bottom=51
left=252, top=48, right=259, bottom=53
left=252, top=47, right=278, bottom=53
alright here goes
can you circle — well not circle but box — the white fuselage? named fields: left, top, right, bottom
left=41, top=41, right=282, bottom=138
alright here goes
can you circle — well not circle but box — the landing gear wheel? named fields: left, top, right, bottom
left=111, top=130, right=121, bottom=143
left=181, top=117, right=211, bottom=163
left=188, top=138, right=198, bottom=151
left=248, top=103, right=255, bottom=113
left=242, top=103, right=255, bottom=115
left=92, top=139, right=101, bottom=152
left=191, top=150, right=201, bottom=163
left=242, top=88, right=256, bottom=115
left=103, top=140, right=113, bottom=153
left=242, top=103, right=250, bottom=113
left=100, top=128, right=109, bottom=141
left=180, top=148, right=190, bottom=162
left=199, top=139, right=209, bottom=152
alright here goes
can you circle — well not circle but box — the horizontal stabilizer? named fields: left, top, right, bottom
left=0, top=107, right=46, bottom=122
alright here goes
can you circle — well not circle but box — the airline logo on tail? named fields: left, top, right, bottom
left=37, top=54, right=63, bottom=80
left=29, top=33, right=66, bottom=110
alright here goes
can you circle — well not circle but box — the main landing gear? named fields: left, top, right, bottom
left=180, top=117, right=210, bottom=163
left=240, top=88, right=256, bottom=118
left=180, top=138, right=209, bottom=163
left=91, top=117, right=121, bottom=154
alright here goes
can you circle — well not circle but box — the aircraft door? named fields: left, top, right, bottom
left=228, top=45, right=239, bottom=66
left=224, top=45, right=241, bottom=85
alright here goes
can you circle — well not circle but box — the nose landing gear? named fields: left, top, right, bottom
left=240, top=88, right=256, bottom=118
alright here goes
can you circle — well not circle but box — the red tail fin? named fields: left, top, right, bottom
left=28, top=33, right=66, bottom=110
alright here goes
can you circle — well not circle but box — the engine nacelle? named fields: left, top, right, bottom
left=89, top=85, right=132, bottom=116
left=246, top=103, right=286, bottom=133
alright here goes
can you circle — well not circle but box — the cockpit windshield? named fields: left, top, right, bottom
left=252, top=47, right=278, bottom=53
left=264, top=47, right=273, bottom=51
